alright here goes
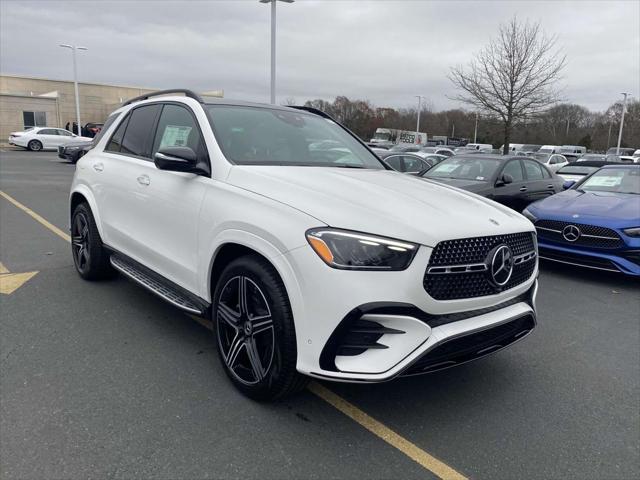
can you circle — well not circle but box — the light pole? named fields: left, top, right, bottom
left=59, top=44, right=87, bottom=134
left=473, top=112, right=479, bottom=143
left=616, top=92, right=630, bottom=154
left=415, top=95, right=426, bottom=144
left=260, top=0, right=294, bottom=104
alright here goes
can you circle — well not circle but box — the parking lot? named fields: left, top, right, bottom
left=1, top=150, right=638, bottom=479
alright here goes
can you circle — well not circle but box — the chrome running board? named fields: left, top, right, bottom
left=110, top=254, right=204, bottom=315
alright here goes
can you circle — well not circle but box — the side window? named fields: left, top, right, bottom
left=106, top=114, right=130, bottom=152
left=384, top=155, right=403, bottom=171
left=502, top=160, right=524, bottom=181
left=523, top=159, right=544, bottom=180
left=93, top=113, right=121, bottom=146
left=151, top=104, right=205, bottom=158
left=403, top=156, right=425, bottom=173
left=38, top=129, right=57, bottom=135
left=57, top=129, right=73, bottom=136
left=120, top=104, right=162, bottom=158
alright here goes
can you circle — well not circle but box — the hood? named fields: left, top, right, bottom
left=528, top=189, right=640, bottom=226
left=63, top=140, right=93, bottom=148
left=424, top=177, right=489, bottom=193
left=226, top=166, right=532, bottom=246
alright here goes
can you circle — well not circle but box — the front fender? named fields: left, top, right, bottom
left=69, top=183, right=105, bottom=239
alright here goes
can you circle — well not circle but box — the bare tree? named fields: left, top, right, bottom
left=449, top=17, right=566, bottom=153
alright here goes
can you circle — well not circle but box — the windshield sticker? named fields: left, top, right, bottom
left=587, top=176, right=622, bottom=187
left=159, top=125, right=192, bottom=149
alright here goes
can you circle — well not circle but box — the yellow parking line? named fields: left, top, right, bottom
left=308, top=382, right=467, bottom=480
left=0, top=189, right=466, bottom=479
left=0, top=190, right=71, bottom=243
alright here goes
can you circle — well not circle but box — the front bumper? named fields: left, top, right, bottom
left=285, top=243, right=538, bottom=382
left=538, top=241, right=640, bottom=276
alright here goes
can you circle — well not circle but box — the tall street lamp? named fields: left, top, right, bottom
left=474, top=112, right=479, bottom=143
left=415, top=95, right=426, bottom=144
left=616, top=92, right=631, bottom=154
left=59, top=44, right=88, bottom=134
left=260, top=0, right=294, bottom=105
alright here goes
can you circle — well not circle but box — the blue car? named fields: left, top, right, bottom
left=523, top=164, right=640, bottom=276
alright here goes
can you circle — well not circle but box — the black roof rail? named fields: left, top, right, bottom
left=121, top=89, right=204, bottom=106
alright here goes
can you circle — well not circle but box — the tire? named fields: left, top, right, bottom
left=28, top=140, right=43, bottom=152
left=71, top=203, right=113, bottom=280
left=213, top=255, right=308, bottom=401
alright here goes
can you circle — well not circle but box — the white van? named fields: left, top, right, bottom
left=500, top=143, right=524, bottom=152
left=462, top=143, right=493, bottom=151
left=538, top=145, right=562, bottom=154
left=559, top=145, right=587, bottom=155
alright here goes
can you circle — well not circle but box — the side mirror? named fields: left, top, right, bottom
left=154, top=147, right=198, bottom=173
left=496, top=173, right=514, bottom=186
left=563, top=180, right=576, bottom=190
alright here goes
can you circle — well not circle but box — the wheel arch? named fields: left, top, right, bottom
left=69, top=186, right=105, bottom=239
left=204, top=232, right=304, bottom=327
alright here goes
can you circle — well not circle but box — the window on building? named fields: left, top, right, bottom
left=23, top=111, right=47, bottom=129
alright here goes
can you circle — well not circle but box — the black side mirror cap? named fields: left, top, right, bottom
left=563, top=180, right=576, bottom=190
left=496, top=173, right=514, bottom=186
left=154, top=147, right=207, bottom=174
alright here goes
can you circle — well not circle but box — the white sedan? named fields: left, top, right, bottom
left=9, top=127, right=92, bottom=151
left=532, top=153, right=568, bottom=172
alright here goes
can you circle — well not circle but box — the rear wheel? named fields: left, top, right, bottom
left=71, top=203, right=113, bottom=280
left=213, top=255, right=308, bottom=401
left=28, top=140, right=42, bottom=152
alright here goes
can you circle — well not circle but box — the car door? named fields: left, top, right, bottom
left=36, top=128, right=60, bottom=149
left=126, top=102, right=209, bottom=292
left=522, top=158, right=556, bottom=206
left=491, top=159, right=526, bottom=210
left=55, top=128, right=75, bottom=145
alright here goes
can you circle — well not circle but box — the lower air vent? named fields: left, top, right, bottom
left=336, top=319, right=404, bottom=356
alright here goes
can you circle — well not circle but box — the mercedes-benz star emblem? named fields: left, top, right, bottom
left=562, top=224, right=581, bottom=242
left=488, top=244, right=514, bottom=287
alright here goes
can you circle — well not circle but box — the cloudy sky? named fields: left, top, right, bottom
left=1, top=0, right=638, bottom=112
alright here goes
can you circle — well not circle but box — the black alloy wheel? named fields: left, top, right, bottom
left=70, top=203, right=113, bottom=280
left=217, top=275, right=275, bottom=386
left=72, top=211, right=91, bottom=275
left=213, top=255, right=308, bottom=400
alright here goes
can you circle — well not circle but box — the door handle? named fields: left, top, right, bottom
left=137, top=174, right=151, bottom=186
left=93, top=163, right=104, bottom=172
left=547, top=184, right=555, bottom=189
left=519, top=186, right=528, bottom=192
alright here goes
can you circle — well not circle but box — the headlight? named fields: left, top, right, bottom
left=522, top=208, right=537, bottom=223
left=306, top=228, right=418, bottom=270
left=623, top=227, right=640, bottom=237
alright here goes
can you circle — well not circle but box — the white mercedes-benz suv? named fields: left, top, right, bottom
left=70, top=89, right=538, bottom=400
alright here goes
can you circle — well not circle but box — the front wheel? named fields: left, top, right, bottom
left=71, top=203, right=113, bottom=280
left=213, top=255, right=308, bottom=401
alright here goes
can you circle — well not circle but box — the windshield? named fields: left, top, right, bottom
left=606, top=147, right=635, bottom=155
left=579, top=154, right=605, bottom=161
left=580, top=168, right=640, bottom=194
left=424, top=157, right=501, bottom=180
left=538, top=148, right=553, bottom=154
left=206, top=105, right=385, bottom=169
left=558, top=166, right=599, bottom=175
left=521, top=144, right=540, bottom=152
left=373, top=132, right=391, bottom=140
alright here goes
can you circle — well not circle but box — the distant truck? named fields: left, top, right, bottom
left=431, top=135, right=468, bottom=147
left=370, top=128, right=427, bottom=146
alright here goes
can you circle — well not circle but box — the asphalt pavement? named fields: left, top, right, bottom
left=1, top=150, right=638, bottom=480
